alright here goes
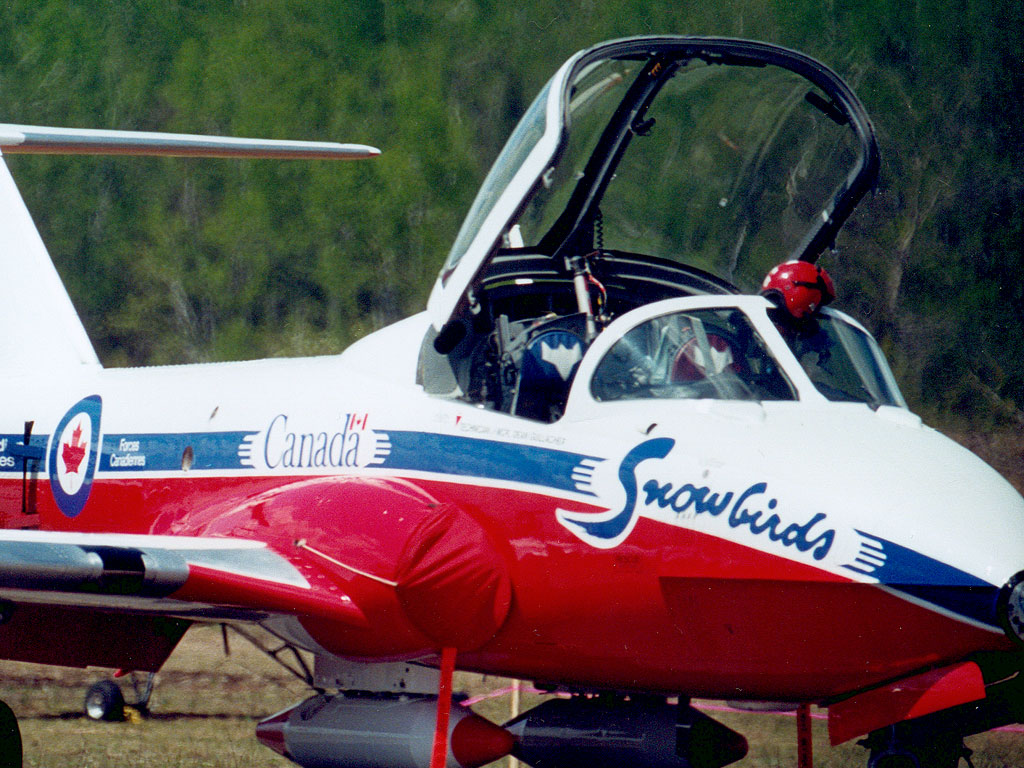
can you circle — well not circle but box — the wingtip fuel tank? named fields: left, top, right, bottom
left=255, top=694, right=514, bottom=768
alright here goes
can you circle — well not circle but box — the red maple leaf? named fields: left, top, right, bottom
left=61, top=422, right=87, bottom=474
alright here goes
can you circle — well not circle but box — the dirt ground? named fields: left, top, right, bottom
left=1, top=624, right=1022, bottom=767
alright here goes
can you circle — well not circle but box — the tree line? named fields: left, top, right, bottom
left=0, top=0, right=1021, bottom=436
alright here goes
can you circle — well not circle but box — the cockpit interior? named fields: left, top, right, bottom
left=417, top=37, right=887, bottom=422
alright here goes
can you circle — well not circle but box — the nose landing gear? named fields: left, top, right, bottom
left=861, top=723, right=973, bottom=768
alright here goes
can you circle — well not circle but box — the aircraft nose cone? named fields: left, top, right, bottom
left=801, top=409, right=1024, bottom=585
left=998, top=571, right=1024, bottom=644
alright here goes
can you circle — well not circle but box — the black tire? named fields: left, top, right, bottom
left=0, top=700, right=21, bottom=768
left=866, top=728, right=966, bottom=768
left=84, top=680, right=125, bottom=722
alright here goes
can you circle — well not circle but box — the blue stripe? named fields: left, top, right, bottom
left=377, top=431, right=601, bottom=496
left=100, top=432, right=257, bottom=472
left=844, top=530, right=1000, bottom=628
left=895, top=583, right=1001, bottom=628
left=0, top=434, right=49, bottom=473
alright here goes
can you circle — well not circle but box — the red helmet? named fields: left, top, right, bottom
left=760, top=260, right=835, bottom=319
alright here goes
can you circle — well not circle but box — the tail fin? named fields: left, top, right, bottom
left=0, top=153, right=101, bottom=371
left=0, top=123, right=379, bottom=372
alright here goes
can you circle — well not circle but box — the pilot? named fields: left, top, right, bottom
left=760, top=260, right=835, bottom=380
left=759, top=260, right=835, bottom=321
left=761, top=259, right=839, bottom=393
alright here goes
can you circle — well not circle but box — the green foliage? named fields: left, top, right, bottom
left=0, top=0, right=1020, bottom=428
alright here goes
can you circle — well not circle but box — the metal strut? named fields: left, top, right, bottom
left=565, top=254, right=598, bottom=342
left=797, top=703, right=814, bottom=768
left=221, top=623, right=317, bottom=690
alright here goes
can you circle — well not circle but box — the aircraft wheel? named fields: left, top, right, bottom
left=864, top=725, right=967, bottom=768
left=0, top=700, right=21, bottom=768
left=84, top=680, right=125, bottom=722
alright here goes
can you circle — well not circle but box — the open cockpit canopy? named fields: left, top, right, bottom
left=420, top=36, right=880, bottom=420
left=428, top=36, right=878, bottom=327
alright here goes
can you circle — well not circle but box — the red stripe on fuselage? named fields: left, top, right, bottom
left=3, top=474, right=1013, bottom=700
left=411, top=479, right=1012, bottom=699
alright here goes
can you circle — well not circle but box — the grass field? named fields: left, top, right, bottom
left=1, top=624, right=1021, bottom=768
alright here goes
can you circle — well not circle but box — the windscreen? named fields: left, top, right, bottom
left=773, top=310, right=906, bottom=408
left=591, top=308, right=795, bottom=402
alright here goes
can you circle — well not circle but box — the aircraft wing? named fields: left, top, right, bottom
left=0, top=529, right=366, bottom=670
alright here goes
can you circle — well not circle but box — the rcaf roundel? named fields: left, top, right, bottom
left=48, top=395, right=102, bottom=518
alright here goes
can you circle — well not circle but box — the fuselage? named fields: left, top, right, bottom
left=3, top=305, right=1021, bottom=701
left=0, top=34, right=1019, bottom=768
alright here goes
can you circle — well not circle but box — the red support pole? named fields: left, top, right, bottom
left=430, top=647, right=458, bottom=768
left=797, top=703, right=814, bottom=768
